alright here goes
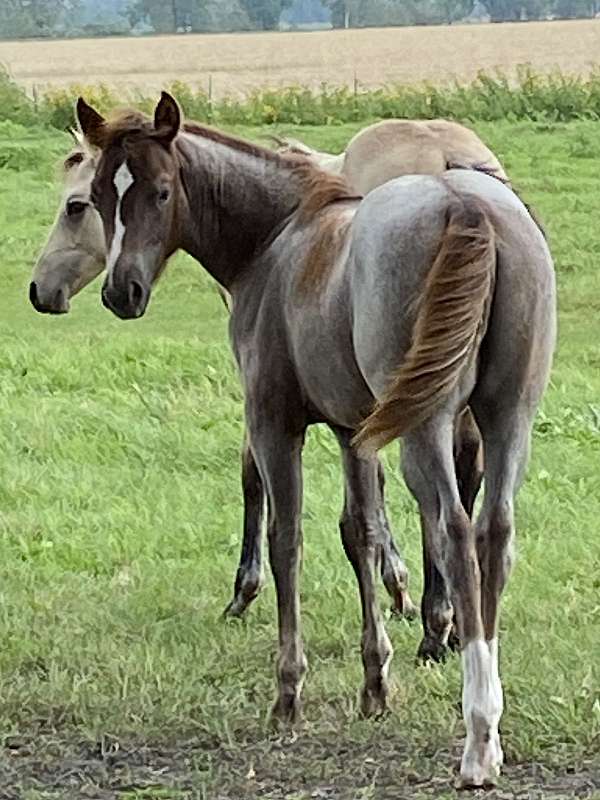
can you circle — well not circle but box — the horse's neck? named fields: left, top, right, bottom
left=176, top=133, right=299, bottom=289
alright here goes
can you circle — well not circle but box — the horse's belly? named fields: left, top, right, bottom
left=291, top=322, right=373, bottom=429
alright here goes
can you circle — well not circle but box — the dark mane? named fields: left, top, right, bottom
left=97, top=108, right=357, bottom=218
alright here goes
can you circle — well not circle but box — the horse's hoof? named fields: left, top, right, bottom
left=390, top=592, right=418, bottom=621
left=456, top=765, right=500, bottom=791
left=359, top=685, right=388, bottom=718
left=222, top=570, right=264, bottom=619
left=271, top=695, right=301, bottom=726
left=455, top=774, right=498, bottom=791
left=458, top=736, right=503, bottom=790
left=416, top=636, right=449, bottom=664
left=222, top=596, right=249, bottom=619
left=447, top=627, right=461, bottom=652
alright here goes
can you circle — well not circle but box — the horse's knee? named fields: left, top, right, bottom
left=445, top=506, right=474, bottom=550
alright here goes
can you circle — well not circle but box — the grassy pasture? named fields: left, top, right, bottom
left=3, top=20, right=600, bottom=99
left=0, top=119, right=599, bottom=797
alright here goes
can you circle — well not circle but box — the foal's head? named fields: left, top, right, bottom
left=30, top=134, right=104, bottom=314
left=77, top=92, right=183, bottom=319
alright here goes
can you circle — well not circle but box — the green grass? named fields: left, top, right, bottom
left=0, top=119, right=599, bottom=798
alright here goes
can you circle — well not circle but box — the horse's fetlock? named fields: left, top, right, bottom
left=277, top=653, right=308, bottom=688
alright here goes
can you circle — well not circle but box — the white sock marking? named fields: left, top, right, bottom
left=107, top=161, right=134, bottom=276
left=460, top=638, right=504, bottom=785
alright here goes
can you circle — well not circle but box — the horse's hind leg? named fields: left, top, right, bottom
left=417, top=408, right=483, bottom=662
left=334, top=427, right=416, bottom=619
left=223, top=435, right=265, bottom=618
left=333, top=427, right=393, bottom=716
left=402, top=412, right=504, bottom=787
left=455, top=400, right=533, bottom=788
left=375, top=460, right=417, bottom=619
left=416, top=520, right=455, bottom=663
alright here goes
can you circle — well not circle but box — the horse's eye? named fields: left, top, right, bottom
left=66, top=200, right=88, bottom=217
left=158, top=187, right=170, bottom=204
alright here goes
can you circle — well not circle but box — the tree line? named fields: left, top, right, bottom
left=1, top=0, right=598, bottom=39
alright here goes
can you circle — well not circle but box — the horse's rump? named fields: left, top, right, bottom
left=354, top=194, right=497, bottom=454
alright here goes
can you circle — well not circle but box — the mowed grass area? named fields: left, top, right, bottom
left=0, top=119, right=599, bottom=798
left=3, top=19, right=600, bottom=98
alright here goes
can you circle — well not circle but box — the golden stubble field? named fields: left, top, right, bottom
left=2, top=19, right=600, bottom=98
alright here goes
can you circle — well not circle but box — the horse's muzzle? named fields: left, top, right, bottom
left=29, top=281, right=69, bottom=314
left=101, top=276, right=149, bottom=320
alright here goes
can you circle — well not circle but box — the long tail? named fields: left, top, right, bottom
left=354, top=195, right=496, bottom=455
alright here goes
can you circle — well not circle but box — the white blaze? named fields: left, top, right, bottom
left=106, top=161, right=134, bottom=276
left=460, top=638, right=504, bottom=787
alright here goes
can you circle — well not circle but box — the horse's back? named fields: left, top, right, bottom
left=343, top=119, right=508, bottom=194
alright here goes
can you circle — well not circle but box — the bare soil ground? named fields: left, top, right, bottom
left=2, top=20, right=600, bottom=99
left=1, top=732, right=599, bottom=799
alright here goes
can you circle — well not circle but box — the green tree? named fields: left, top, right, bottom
left=553, top=0, right=594, bottom=16
left=126, top=0, right=175, bottom=31
left=323, top=0, right=367, bottom=26
left=0, top=0, right=81, bottom=36
left=239, top=0, right=292, bottom=28
left=484, top=0, right=522, bottom=19
left=437, top=0, right=472, bottom=22
left=189, top=0, right=252, bottom=31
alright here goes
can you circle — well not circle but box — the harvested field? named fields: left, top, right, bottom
left=2, top=19, right=600, bottom=98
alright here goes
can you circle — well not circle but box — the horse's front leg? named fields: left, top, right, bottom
left=332, top=427, right=393, bottom=717
left=223, top=434, right=265, bottom=618
left=249, top=419, right=307, bottom=723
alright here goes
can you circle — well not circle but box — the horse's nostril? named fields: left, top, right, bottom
left=129, top=279, right=144, bottom=308
left=29, top=282, right=39, bottom=308
left=54, top=286, right=65, bottom=309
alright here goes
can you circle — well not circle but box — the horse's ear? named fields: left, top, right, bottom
left=154, top=91, right=181, bottom=145
left=76, top=97, right=106, bottom=148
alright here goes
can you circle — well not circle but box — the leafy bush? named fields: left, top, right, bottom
left=0, top=68, right=37, bottom=127
left=6, top=65, right=600, bottom=131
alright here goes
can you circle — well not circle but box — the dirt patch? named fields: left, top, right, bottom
left=1, top=732, right=598, bottom=799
